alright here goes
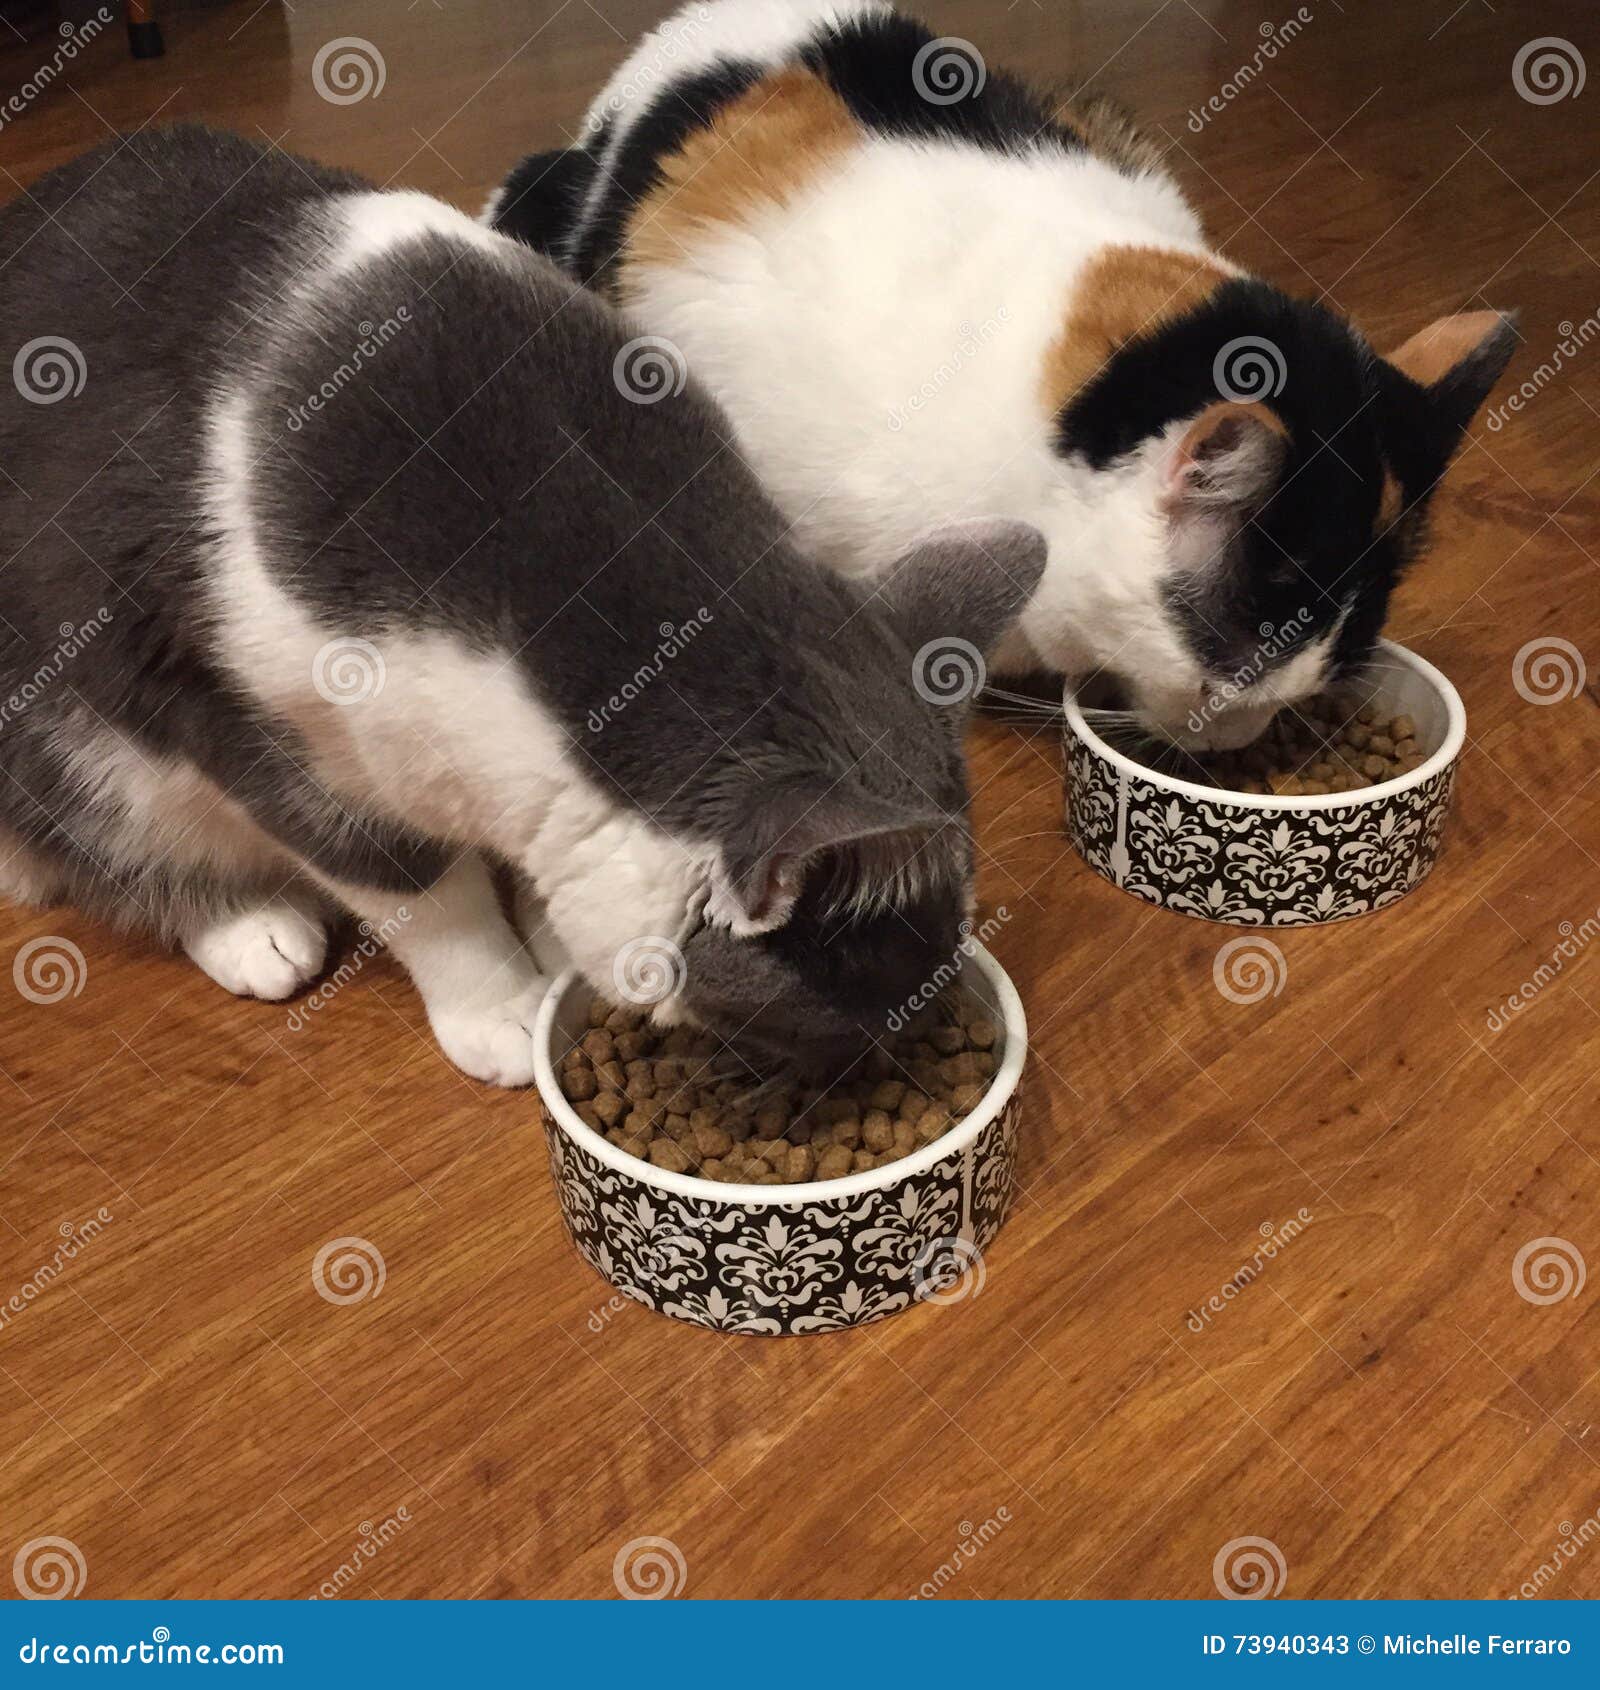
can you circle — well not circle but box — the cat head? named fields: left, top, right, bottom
left=1047, top=278, right=1516, bottom=750
left=545, top=520, right=1046, bottom=1077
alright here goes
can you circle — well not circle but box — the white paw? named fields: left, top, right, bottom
left=185, top=896, right=328, bottom=1002
left=511, top=877, right=573, bottom=977
left=430, top=980, right=551, bottom=1087
left=0, top=836, right=63, bottom=909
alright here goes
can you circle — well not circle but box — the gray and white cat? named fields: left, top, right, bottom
left=0, top=125, right=1043, bottom=1084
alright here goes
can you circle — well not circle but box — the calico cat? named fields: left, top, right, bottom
left=0, top=125, right=1044, bottom=1084
left=488, top=0, right=1517, bottom=752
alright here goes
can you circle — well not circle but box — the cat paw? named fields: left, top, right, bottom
left=511, top=876, right=573, bottom=977
left=430, top=980, right=551, bottom=1087
left=185, top=896, right=328, bottom=1001
left=0, top=836, right=64, bottom=909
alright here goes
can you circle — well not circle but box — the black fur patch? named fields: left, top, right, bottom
left=492, top=10, right=1105, bottom=280
left=571, top=56, right=764, bottom=286
left=799, top=9, right=1082, bottom=156
left=1057, top=281, right=1361, bottom=467
left=489, top=144, right=603, bottom=261
left=1056, top=277, right=1470, bottom=684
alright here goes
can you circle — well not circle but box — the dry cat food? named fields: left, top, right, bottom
left=1198, top=698, right=1427, bottom=796
left=556, top=994, right=1000, bottom=1185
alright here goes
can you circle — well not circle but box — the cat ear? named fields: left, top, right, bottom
left=1163, top=401, right=1288, bottom=516
left=876, top=518, right=1047, bottom=659
left=1382, top=309, right=1518, bottom=444
left=707, top=785, right=946, bottom=935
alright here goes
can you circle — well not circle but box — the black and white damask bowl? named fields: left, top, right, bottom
left=531, top=942, right=1026, bottom=1336
left=1063, top=640, right=1466, bottom=927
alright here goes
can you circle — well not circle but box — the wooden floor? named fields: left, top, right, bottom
left=2, top=0, right=1598, bottom=1602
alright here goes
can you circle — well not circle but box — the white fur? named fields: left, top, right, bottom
left=560, top=0, right=1349, bottom=742
left=197, top=207, right=712, bottom=1078
left=622, top=137, right=1213, bottom=684
left=569, top=0, right=889, bottom=257
left=40, top=709, right=339, bottom=989
left=58, top=718, right=294, bottom=888
left=330, top=190, right=507, bottom=275
left=0, top=830, right=64, bottom=908
left=205, top=390, right=705, bottom=971
left=184, top=891, right=328, bottom=1001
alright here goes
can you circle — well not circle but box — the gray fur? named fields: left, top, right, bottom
left=0, top=126, right=1042, bottom=1062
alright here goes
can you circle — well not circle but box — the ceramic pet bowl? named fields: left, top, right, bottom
left=1062, top=639, right=1465, bottom=926
left=531, top=940, right=1026, bottom=1335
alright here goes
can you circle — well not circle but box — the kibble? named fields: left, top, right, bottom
left=862, top=1110, right=895, bottom=1152
left=1197, top=696, right=1430, bottom=796
left=556, top=991, right=998, bottom=1184
left=816, top=1145, right=854, bottom=1180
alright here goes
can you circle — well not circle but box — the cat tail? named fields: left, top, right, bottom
left=483, top=145, right=599, bottom=266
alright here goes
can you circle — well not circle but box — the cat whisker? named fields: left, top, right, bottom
left=981, top=686, right=1064, bottom=720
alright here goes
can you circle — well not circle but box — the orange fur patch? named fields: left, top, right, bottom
left=1163, top=401, right=1287, bottom=511
left=620, top=71, right=858, bottom=292
left=1386, top=311, right=1504, bottom=387
left=1041, top=245, right=1232, bottom=420
left=1191, top=398, right=1289, bottom=443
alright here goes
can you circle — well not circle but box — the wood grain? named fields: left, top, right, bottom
left=1, top=0, right=1598, bottom=1601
